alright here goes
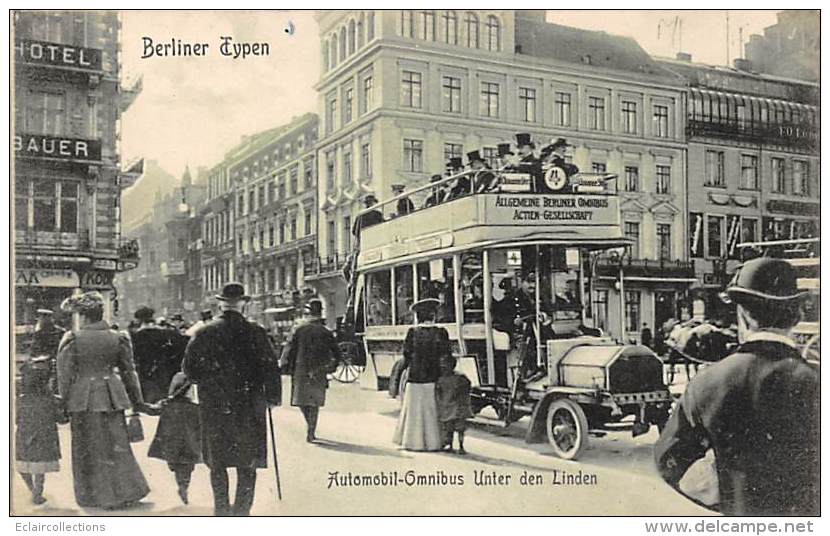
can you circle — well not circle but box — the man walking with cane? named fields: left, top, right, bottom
left=182, top=282, right=282, bottom=516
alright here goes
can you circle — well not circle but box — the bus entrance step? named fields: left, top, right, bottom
left=469, top=416, right=509, bottom=428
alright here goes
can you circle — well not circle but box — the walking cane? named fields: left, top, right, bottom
left=267, top=406, right=283, bottom=500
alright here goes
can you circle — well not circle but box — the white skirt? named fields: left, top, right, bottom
left=393, top=382, right=442, bottom=451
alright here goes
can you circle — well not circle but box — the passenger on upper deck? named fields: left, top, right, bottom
left=514, top=133, right=544, bottom=194
left=352, top=194, right=384, bottom=236
left=445, top=152, right=477, bottom=201
left=391, top=184, right=415, bottom=217
left=495, top=143, right=516, bottom=170
left=423, top=174, right=447, bottom=208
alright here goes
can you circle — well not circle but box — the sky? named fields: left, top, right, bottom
left=120, top=10, right=781, bottom=181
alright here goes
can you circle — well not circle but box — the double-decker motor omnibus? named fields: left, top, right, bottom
left=736, top=237, right=820, bottom=363
left=342, top=162, right=672, bottom=459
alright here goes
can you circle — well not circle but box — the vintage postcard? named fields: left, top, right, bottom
left=10, top=9, right=820, bottom=519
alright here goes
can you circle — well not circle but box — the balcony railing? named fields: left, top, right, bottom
left=687, top=116, right=818, bottom=151
left=305, top=255, right=345, bottom=278
left=595, top=256, right=695, bottom=279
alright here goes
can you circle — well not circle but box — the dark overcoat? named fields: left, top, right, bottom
left=654, top=339, right=819, bottom=516
left=131, top=324, right=180, bottom=403
left=182, top=310, right=281, bottom=469
left=280, top=319, right=340, bottom=407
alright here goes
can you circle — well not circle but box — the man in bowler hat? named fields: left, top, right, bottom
left=655, top=257, right=819, bottom=515
left=182, top=282, right=282, bottom=516
left=352, top=194, right=384, bottom=236
left=280, top=299, right=341, bottom=443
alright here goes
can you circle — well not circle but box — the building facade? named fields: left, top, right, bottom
left=309, top=10, right=692, bottom=341
left=13, top=11, right=142, bottom=330
left=658, top=55, right=820, bottom=321
left=204, top=114, right=319, bottom=325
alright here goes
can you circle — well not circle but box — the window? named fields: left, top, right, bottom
left=14, top=179, right=29, bottom=230
left=657, top=223, right=671, bottom=260
left=279, top=221, right=286, bottom=244
left=591, top=162, right=607, bottom=173
left=740, top=217, right=757, bottom=244
left=624, top=166, right=639, bottom=192
left=326, top=96, right=337, bottom=134
left=27, top=91, right=65, bottom=135
left=348, top=20, right=356, bottom=54
left=361, top=76, right=373, bottom=114
left=367, top=271, right=393, bottom=326
left=621, top=101, right=638, bottom=134
left=443, top=11, right=457, bottom=44
left=480, top=82, right=499, bottom=117
left=705, top=150, right=725, bottom=187
left=740, top=154, right=758, bottom=190
left=442, top=76, right=462, bottom=113
left=249, top=189, right=256, bottom=212
left=420, top=10, right=435, bottom=40
left=486, top=15, right=500, bottom=51
left=367, top=12, right=375, bottom=40
left=519, top=87, right=536, bottom=122
left=403, top=139, right=423, bottom=172
left=290, top=167, right=299, bottom=194
left=653, top=104, right=669, bottom=137
left=268, top=224, right=275, bottom=247
left=360, top=143, right=371, bottom=178
left=327, top=220, right=336, bottom=256
left=771, top=157, right=786, bottom=193
left=588, top=96, right=605, bottom=130
left=342, top=216, right=351, bottom=252
left=592, top=290, right=608, bottom=332
left=625, top=291, right=641, bottom=333
left=277, top=174, right=285, bottom=200
left=343, top=152, right=352, bottom=184
left=656, top=165, right=671, bottom=194
left=304, top=163, right=313, bottom=187
left=624, top=222, right=640, bottom=258
left=258, top=185, right=265, bottom=207
left=238, top=193, right=244, bottom=214
left=304, top=212, right=312, bottom=236
left=290, top=217, right=297, bottom=241
left=793, top=160, right=809, bottom=196
left=401, top=10, right=415, bottom=38
left=464, top=12, right=478, bottom=48
left=395, top=265, right=415, bottom=325
left=401, top=71, right=422, bottom=108
left=326, top=154, right=335, bottom=190
left=344, top=87, right=353, bottom=124
left=482, top=147, right=498, bottom=168
left=267, top=181, right=275, bottom=203
left=707, top=215, right=724, bottom=258
left=444, top=143, right=463, bottom=162
left=555, top=92, right=571, bottom=127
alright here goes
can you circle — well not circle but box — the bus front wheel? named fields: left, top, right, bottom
left=545, top=398, right=589, bottom=460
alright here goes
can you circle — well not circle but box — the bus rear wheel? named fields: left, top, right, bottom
left=546, top=398, right=589, bottom=460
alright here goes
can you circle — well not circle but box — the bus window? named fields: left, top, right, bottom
left=366, top=270, right=392, bottom=326
left=395, top=265, right=414, bottom=325
left=416, top=258, right=455, bottom=323
left=461, top=252, right=484, bottom=323
left=540, top=247, right=582, bottom=321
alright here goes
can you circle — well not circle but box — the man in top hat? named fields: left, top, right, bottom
left=514, top=133, right=543, bottom=193
left=29, top=309, right=65, bottom=361
left=655, top=257, right=819, bottom=515
left=391, top=184, right=415, bottom=217
left=496, top=142, right=516, bottom=169
left=182, top=282, right=282, bottom=516
left=280, top=299, right=341, bottom=443
left=351, top=194, right=384, bottom=237
left=539, top=137, right=579, bottom=193
left=131, top=305, right=182, bottom=404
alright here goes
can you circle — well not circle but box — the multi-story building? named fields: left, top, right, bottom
left=658, top=54, right=820, bottom=321
left=309, top=10, right=693, bottom=341
left=744, top=10, right=819, bottom=83
left=215, top=114, right=318, bottom=324
left=13, top=11, right=142, bottom=330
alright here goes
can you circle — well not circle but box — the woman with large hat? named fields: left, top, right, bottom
left=392, top=298, right=448, bottom=451
left=56, top=291, right=152, bottom=509
left=655, top=257, right=819, bottom=515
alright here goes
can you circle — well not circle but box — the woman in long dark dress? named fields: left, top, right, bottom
left=393, top=298, right=448, bottom=451
left=57, top=291, right=152, bottom=509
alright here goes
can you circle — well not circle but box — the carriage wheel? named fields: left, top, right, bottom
left=331, top=360, right=364, bottom=383
left=546, top=398, right=589, bottom=460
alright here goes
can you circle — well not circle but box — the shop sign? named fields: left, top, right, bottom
left=81, top=270, right=114, bottom=290
left=15, top=39, right=103, bottom=71
left=16, top=268, right=79, bottom=288
left=93, top=259, right=117, bottom=270
left=14, top=133, right=102, bottom=162
left=766, top=200, right=820, bottom=217
left=486, top=194, right=618, bottom=225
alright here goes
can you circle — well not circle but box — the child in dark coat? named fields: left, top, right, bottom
left=147, top=372, right=202, bottom=504
left=15, top=356, right=63, bottom=505
left=435, top=355, right=473, bottom=454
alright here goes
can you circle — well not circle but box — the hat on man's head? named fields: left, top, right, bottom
left=515, top=132, right=534, bottom=148
left=409, top=298, right=441, bottom=314
left=467, top=151, right=484, bottom=165
left=304, top=299, right=323, bottom=317
left=391, top=184, right=406, bottom=193
left=36, top=308, right=54, bottom=316
left=215, top=282, right=251, bottom=303
left=497, top=143, right=514, bottom=157
left=720, top=257, right=806, bottom=305
left=134, top=306, right=155, bottom=322
left=447, top=157, right=464, bottom=171
left=363, top=194, right=378, bottom=205
left=61, top=291, right=104, bottom=314
left=431, top=173, right=444, bottom=183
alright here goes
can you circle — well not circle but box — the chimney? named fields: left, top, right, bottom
left=733, top=58, right=752, bottom=71
left=676, top=52, right=692, bottom=62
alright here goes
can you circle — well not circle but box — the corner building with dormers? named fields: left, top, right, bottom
left=13, top=11, right=142, bottom=335
left=309, top=10, right=692, bottom=342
